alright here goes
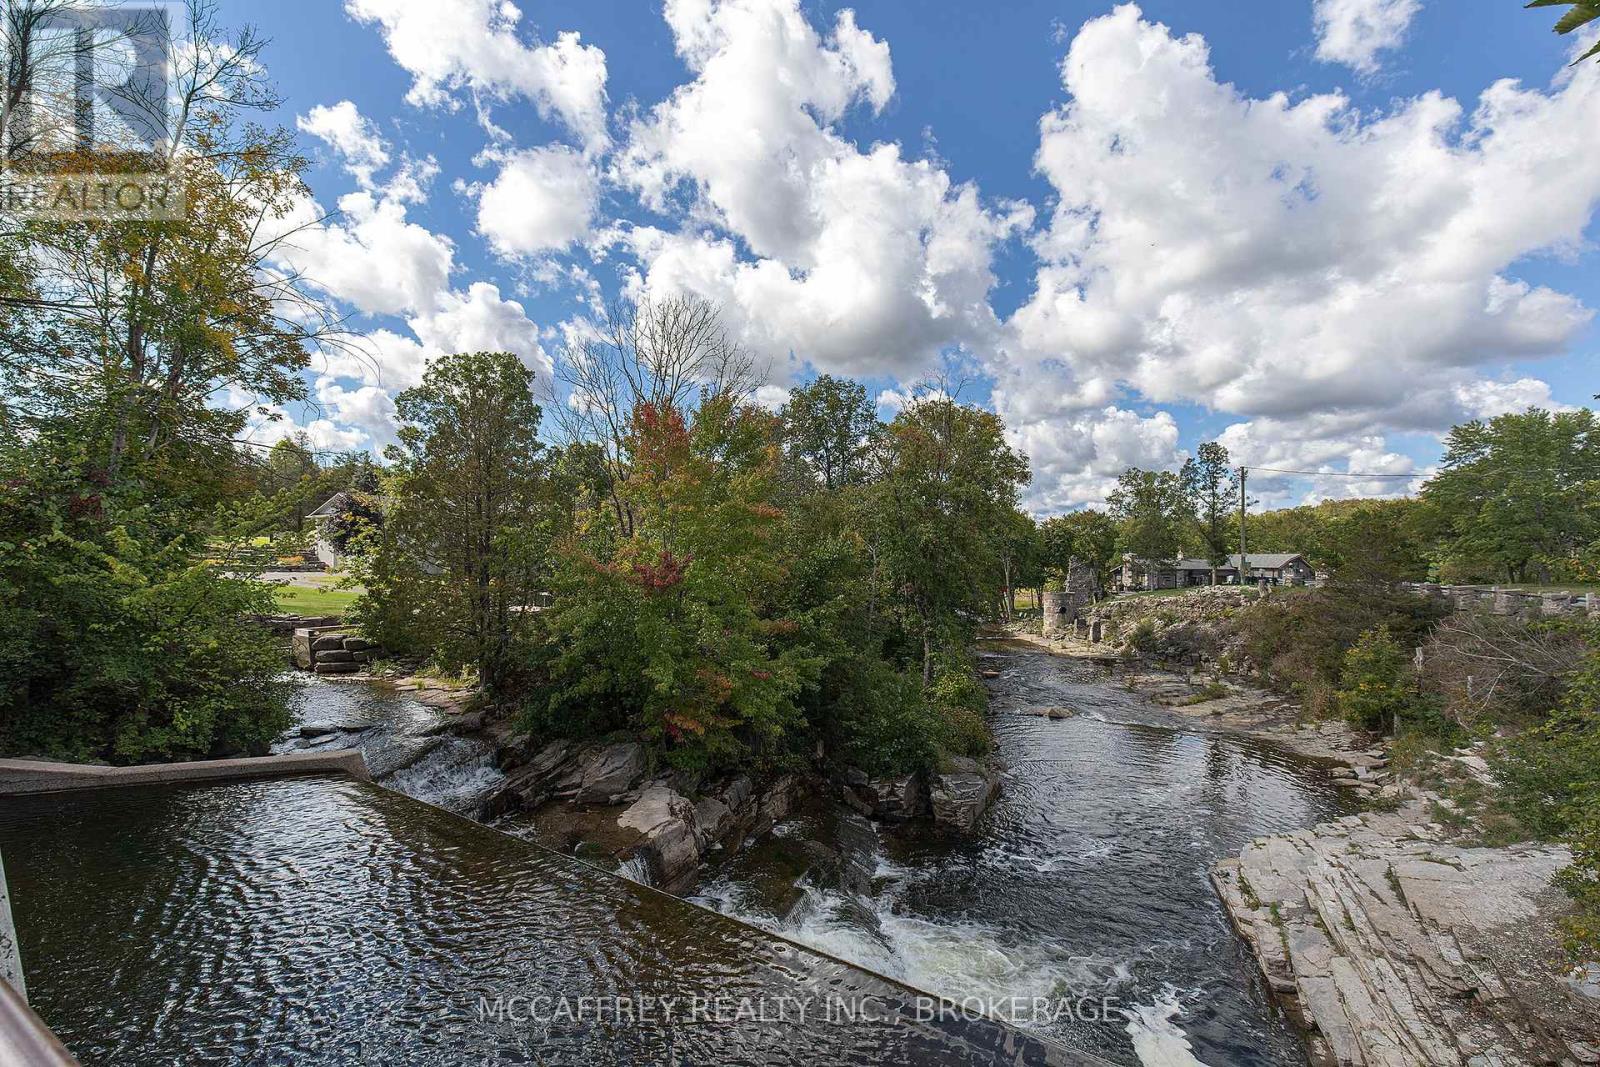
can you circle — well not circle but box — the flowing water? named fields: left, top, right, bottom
left=691, top=641, right=1355, bottom=1067
left=0, top=650, right=1350, bottom=1064
left=273, top=674, right=507, bottom=818
left=0, top=776, right=1075, bottom=1065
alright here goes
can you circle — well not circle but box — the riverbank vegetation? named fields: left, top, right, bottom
left=1038, top=401, right=1599, bottom=956
left=0, top=6, right=335, bottom=762
left=339, top=308, right=1030, bottom=780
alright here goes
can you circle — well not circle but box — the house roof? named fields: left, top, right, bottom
left=1229, top=553, right=1306, bottom=570
left=306, top=491, right=350, bottom=519
left=1124, top=552, right=1308, bottom=571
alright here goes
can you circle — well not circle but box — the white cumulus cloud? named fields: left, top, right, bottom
left=995, top=4, right=1600, bottom=507
left=1312, top=0, right=1422, bottom=75
left=297, top=100, right=391, bottom=189
left=345, top=0, right=609, bottom=149
left=613, top=0, right=1028, bottom=382
left=476, top=144, right=599, bottom=257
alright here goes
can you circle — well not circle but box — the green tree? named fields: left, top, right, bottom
left=0, top=4, right=332, bottom=763
left=537, top=395, right=812, bottom=771
left=871, top=396, right=1030, bottom=683
left=356, top=351, right=552, bottom=691
left=1039, top=509, right=1119, bottom=591
left=996, top=508, right=1040, bottom=620
left=1190, top=442, right=1236, bottom=583
left=782, top=374, right=877, bottom=491
left=2, top=5, right=335, bottom=500
left=1323, top=499, right=1428, bottom=587
left=1108, top=467, right=1196, bottom=582
left=1527, top=1, right=1600, bottom=64
left=1419, top=408, right=1600, bottom=583
left=1336, top=626, right=1420, bottom=732
left=0, top=436, right=291, bottom=762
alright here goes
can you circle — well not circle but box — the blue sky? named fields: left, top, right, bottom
left=219, top=0, right=1600, bottom=512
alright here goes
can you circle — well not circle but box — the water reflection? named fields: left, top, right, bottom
left=1, top=777, right=1086, bottom=1065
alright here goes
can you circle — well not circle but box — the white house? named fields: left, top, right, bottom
left=307, top=491, right=352, bottom=569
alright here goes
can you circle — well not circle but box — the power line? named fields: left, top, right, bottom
left=1246, top=465, right=1417, bottom=479
left=1244, top=463, right=1600, bottom=480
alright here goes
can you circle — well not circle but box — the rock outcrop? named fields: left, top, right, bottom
left=1213, top=801, right=1600, bottom=1066
left=928, top=757, right=1001, bottom=833
left=616, top=784, right=703, bottom=893
left=840, top=771, right=925, bottom=821
left=486, top=739, right=803, bottom=891
left=569, top=742, right=647, bottom=804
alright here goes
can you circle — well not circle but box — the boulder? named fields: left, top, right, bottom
left=693, top=796, right=731, bottom=844
left=487, top=739, right=578, bottom=816
left=316, top=649, right=355, bottom=664
left=313, top=661, right=360, bottom=675
left=617, top=785, right=703, bottom=892
left=343, top=636, right=375, bottom=652
left=844, top=772, right=925, bottom=821
left=929, top=757, right=1001, bottom=833
left=720, top=775, right=754, bottom=816
left=749, top=774, right=800, bottom=838
left=702, top=774, right=760, bottom=849
left=311, top=634, right=347, bottom=652
left=572, top=742, right=647, bottom=804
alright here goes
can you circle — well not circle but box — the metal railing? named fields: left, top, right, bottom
left=0, top=980, right=77, bottom=1066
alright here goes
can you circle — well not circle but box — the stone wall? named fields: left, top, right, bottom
left=291, top=628, right=382, bottom=673
left=247, top=614, right=342, bottom=637
left=1068, top=584, right=1600, bottom=656
left=1399, top=582, right=1600, bottom=620
left=1040, top=559, right=1103, bottom=638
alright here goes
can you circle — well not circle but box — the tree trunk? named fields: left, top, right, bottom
left=921, top=618, right=934, bottom=688
left=1002, top=559, right=1014, bottom=623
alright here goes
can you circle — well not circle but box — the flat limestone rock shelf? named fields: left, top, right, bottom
left=1212, top=802, right=1600, bottom=1066
left=0, top=775, right=1092, bottom=1066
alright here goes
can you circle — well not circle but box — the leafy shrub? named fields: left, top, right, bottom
left=1491, top=630, right=1600, bottom=959
left=830, top=656, right=937, bottom=777
left=0, top=461, right=292, bottom=762
left=927, top=660, right=993, bottom=761
left=1555, top=810, right=1600, bottom=960
left=1236, top=588, right=1448, bottom=710
left=1127, top=619, right=1160, bottom=654
left=1337, top=627, right=1417, bottom=731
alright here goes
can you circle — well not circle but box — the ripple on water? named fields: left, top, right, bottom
left=0, top=777, right=1082, bottom=1066
left=698, top=645, right=1350, bottom=1067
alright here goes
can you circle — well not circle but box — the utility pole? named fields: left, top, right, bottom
left=1237, top=465, right=1248, bottom=586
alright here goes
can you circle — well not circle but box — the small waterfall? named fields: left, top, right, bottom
left=381, top=737, right=505, bottom=819
left=617, top=855, right=655, bottom=887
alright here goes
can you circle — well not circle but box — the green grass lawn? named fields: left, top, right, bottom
left=273, top=584, right=362, bottom=617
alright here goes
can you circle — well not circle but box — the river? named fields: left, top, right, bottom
left=691, top=641, right=1354, bottom=1067
left=7, top=646, right=1349, bottom=1064
left=276, top=645, right=1351, bottom=1066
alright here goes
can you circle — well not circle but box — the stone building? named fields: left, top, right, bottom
left=1116, top=552, right=1314, bottom=591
